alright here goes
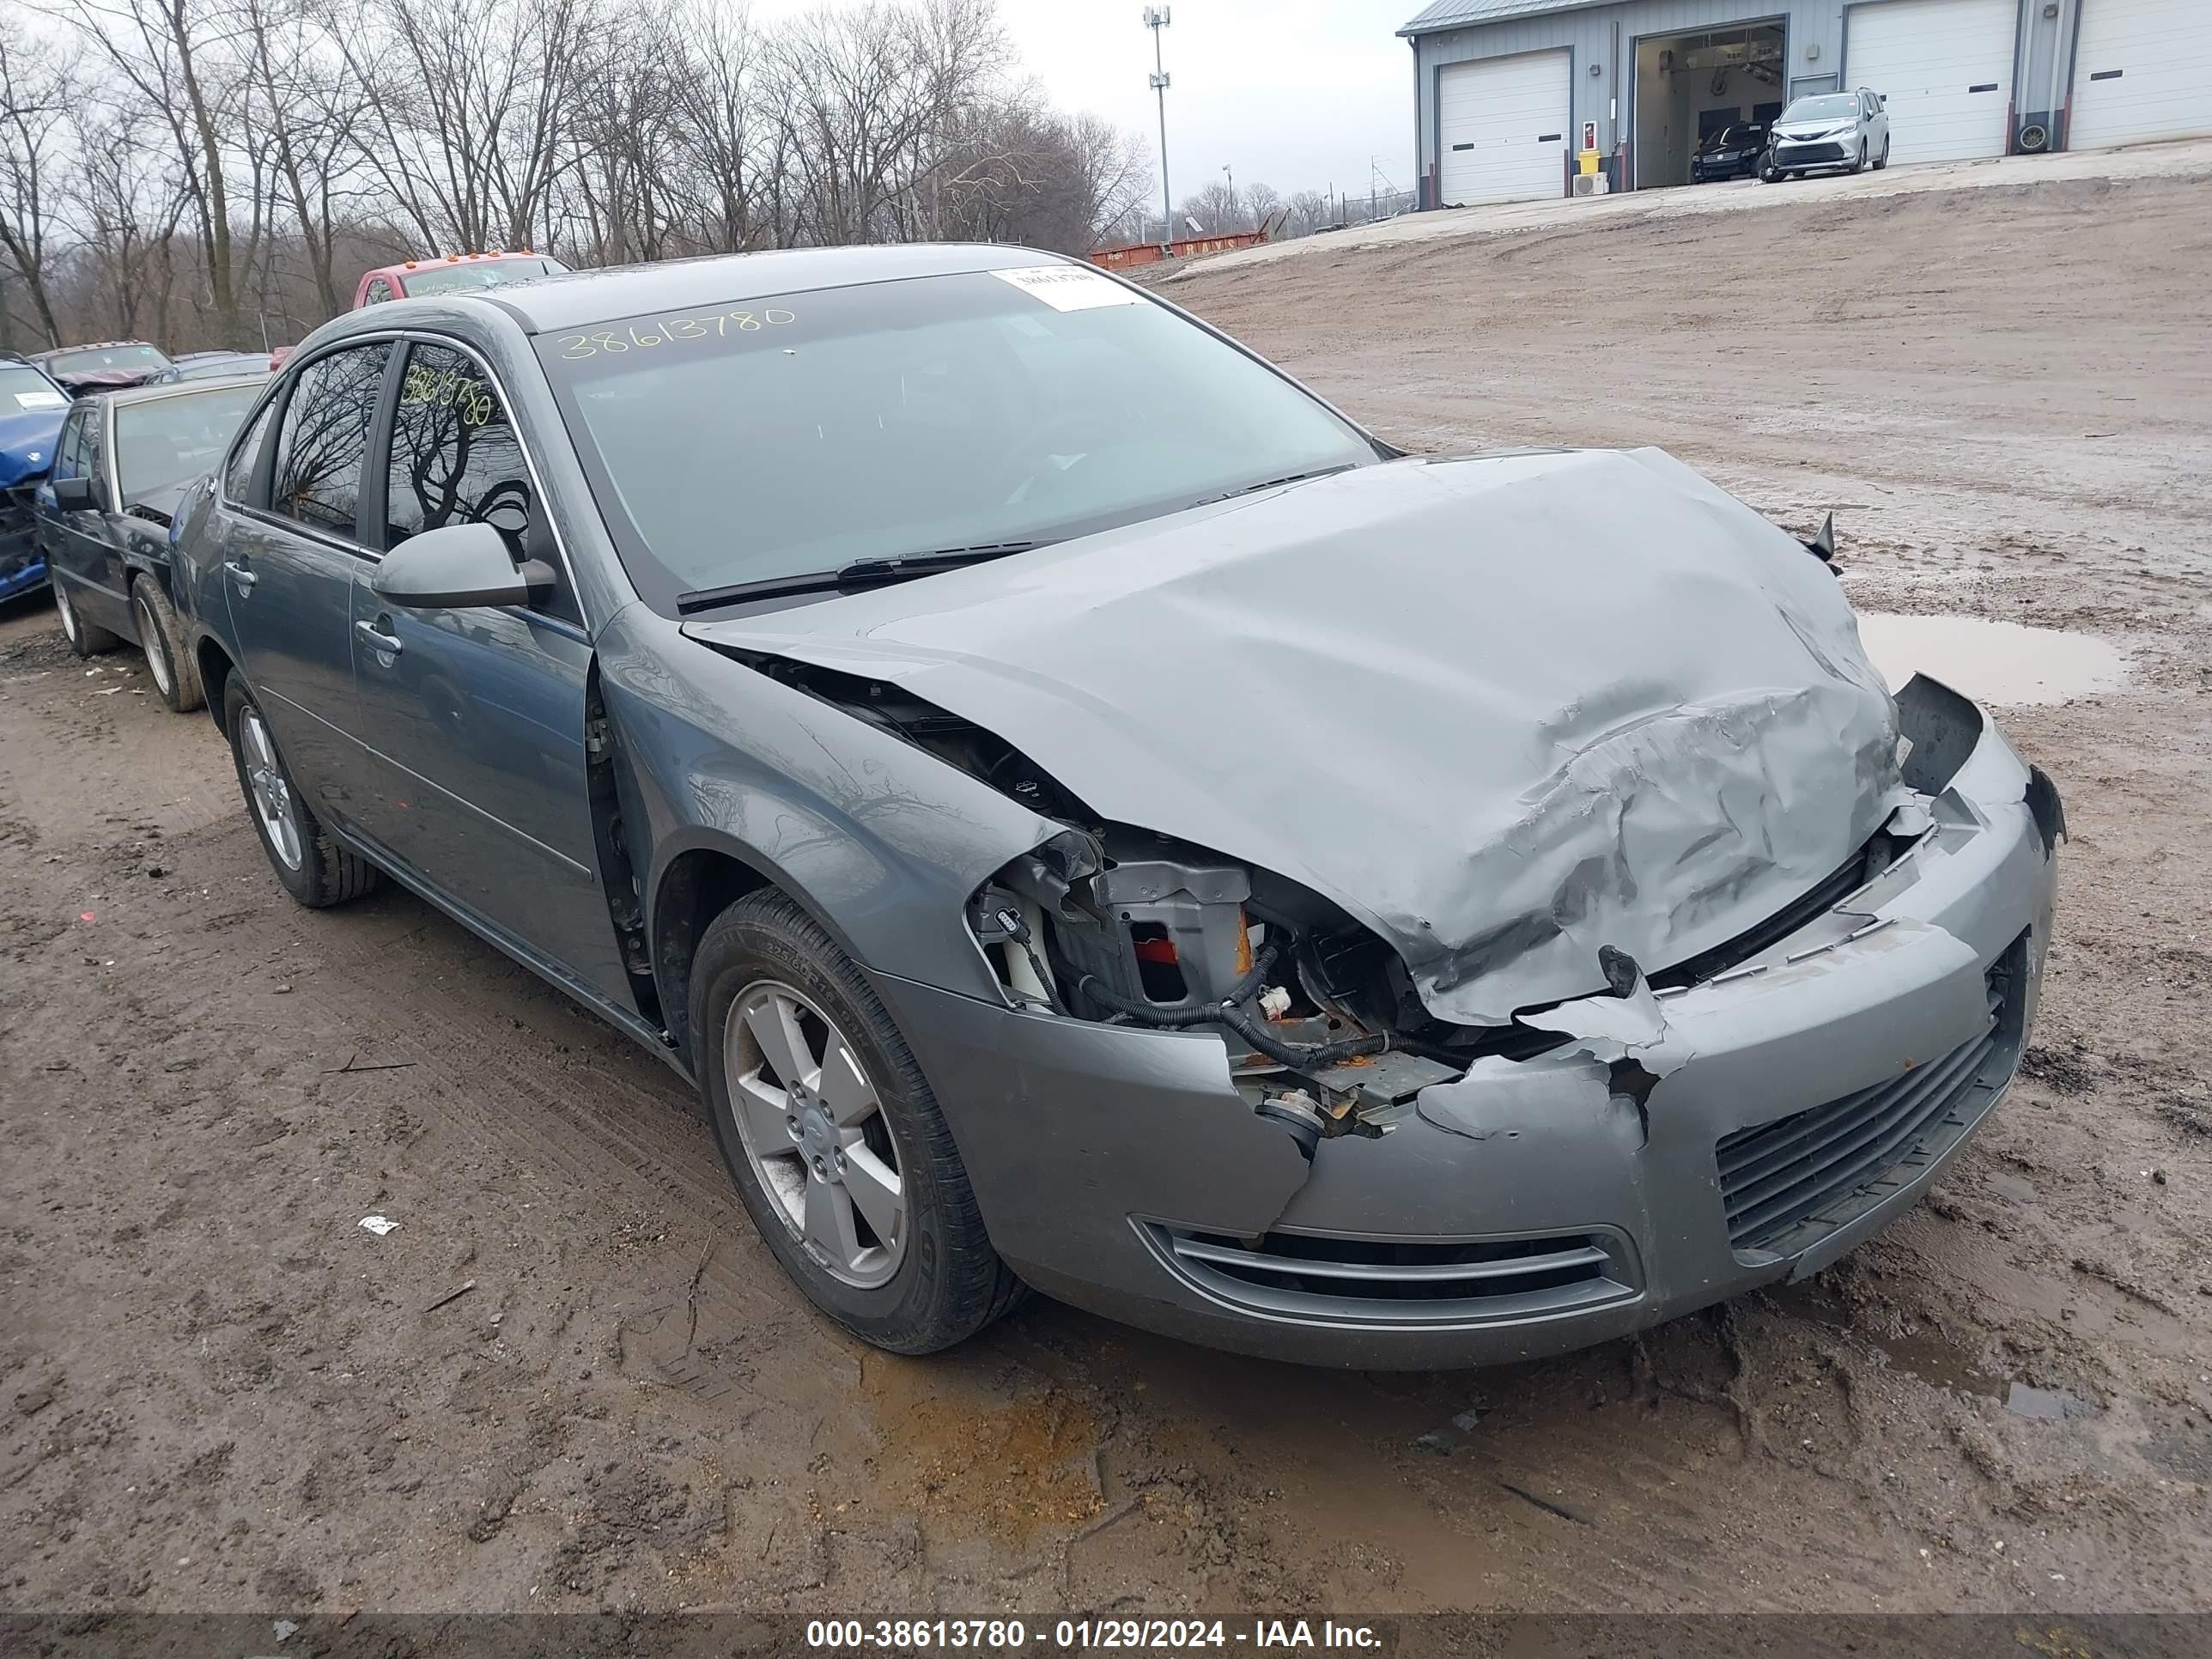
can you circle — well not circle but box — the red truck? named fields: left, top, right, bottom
left=352, top=250, right=569, bottom=307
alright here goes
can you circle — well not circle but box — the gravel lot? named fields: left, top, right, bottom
left=4, top=160, right=2209, bottom=1620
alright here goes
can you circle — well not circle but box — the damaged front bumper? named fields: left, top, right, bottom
left=873, top=678, right=2059, bottom=1368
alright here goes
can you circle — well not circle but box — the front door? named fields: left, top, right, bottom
left=346, top=339, right=628, bottom=1002
left=224, top=340, right=393, bottom=814
left=46, top=407, right=131, bottom=635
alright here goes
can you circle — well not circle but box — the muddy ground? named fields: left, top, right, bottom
left=3, top=167, right=2209, bottom=1621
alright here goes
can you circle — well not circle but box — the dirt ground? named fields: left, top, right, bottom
left=4, top=167, right=2210, bottom=1621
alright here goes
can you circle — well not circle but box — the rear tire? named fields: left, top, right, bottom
left=223, top=676, right=380, bottom=908
left=690, top=889, right=1025, bottom=1353
left=55, top=580, right=119, bottom=657
left=130, top=574, right=204, bottom=714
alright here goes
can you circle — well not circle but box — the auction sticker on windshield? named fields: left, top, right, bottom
left=989, top=264, right=1140, bottom=312
left=14, top=390, right=65, bottom=410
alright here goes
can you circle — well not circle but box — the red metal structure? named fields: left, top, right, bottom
left=1089, top=214, right=1282, bottom=270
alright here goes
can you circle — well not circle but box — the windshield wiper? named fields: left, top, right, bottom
left=1188, top=463, right=1358, bottom=509
left=675, top=542, right=1049, bottom=616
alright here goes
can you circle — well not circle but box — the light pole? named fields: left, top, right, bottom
left=1144, top=7, right=1171, bottom=251
left=1223, top=161, right=1234, bottom=224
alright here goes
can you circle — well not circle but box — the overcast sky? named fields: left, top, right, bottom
left=757, top=2, right=1420, bottom=206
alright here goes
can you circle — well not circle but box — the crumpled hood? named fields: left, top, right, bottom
left=685, top=450, right=1905, bottom=1024
left=0, top=407, right=65, bottom=490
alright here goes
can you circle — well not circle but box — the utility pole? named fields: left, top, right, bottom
left=1223, top=162, right=1234, bottom=226
left=1144, top=7, right=1172, bottom=251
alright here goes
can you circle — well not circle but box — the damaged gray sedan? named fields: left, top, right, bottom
left=171, top=246, right=2063, bottom=1365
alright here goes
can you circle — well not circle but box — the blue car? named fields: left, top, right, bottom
left=0, top=355, right=72, bottom=602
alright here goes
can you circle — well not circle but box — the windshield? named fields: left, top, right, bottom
left=539, top=267, right=1381, bottom=613
left=1704, top=125, right=1761, bottom=149
left=46, top=344, right=170, bottom=376
left=1783, top=95, right=1860, bottom=123
left=399, top=257, right=568, bottom=297
left=1, top=363, right=66, bottom=413
left=114, top=384, right=265, bottom=501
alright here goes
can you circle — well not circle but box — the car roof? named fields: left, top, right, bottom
left=34, top=340, right=161, bottom=356
left=98, top=374, right=270, bottom=410
left=467, top=243, right=1073, bottom=334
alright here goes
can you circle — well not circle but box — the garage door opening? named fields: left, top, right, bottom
left=1633, top=21, right=1786, bottom=190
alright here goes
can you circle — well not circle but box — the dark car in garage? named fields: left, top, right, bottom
left=166, top=246, right=2059, bottom=1369
left=37, top=376, right=265, bottom=708
left=1692, top=123, right=1770, bottom=183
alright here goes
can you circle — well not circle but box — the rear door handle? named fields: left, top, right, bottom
left=356, top=619, right=403, bottom=657
left=223, top=559, right=257, bottom=590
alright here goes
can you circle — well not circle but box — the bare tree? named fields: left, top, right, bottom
left=62, top=0, right=259, bottom=342
left=0, top=15, right=76, bottom=347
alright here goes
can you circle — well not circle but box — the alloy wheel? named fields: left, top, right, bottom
left=723, top=979, right=907, bottom=1288
left=239, top=706, right=303, bottom=871
left=135, top=593, right=173, bottom=695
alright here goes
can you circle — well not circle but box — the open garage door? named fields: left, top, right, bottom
left=2070, top=0, right=2212, bottom=150
left=1847, top=0, right=2017, bottom=163
left=1437, top=51, right=1571, bottom=207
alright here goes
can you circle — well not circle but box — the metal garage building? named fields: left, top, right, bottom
left=1401, top=0, right=2212, bottom=206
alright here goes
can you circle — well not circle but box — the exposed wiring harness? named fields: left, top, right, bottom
left=1072, top=939, right=1389, bottom=1069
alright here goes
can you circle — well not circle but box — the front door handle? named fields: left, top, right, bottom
left=223, top=559, right=257, bottom=591
left=356, top=618, right=404, bottom=657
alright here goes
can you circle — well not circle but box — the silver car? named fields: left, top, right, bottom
left=1765, top=88, right=1892, bottom=180
left=169, top=246, right=2060, bottom=1368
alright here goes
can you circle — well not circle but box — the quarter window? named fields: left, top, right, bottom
left=365, top=278, right=393, bottom=305
left=270, top=343, right=390, bottom=540
left=385, top=343, right=531, bottom=549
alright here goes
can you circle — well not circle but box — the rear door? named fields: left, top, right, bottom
left=1845, top=0, right=2017, bottom=164
left=225, top=339, right=395, bottom=809
left=346, top=337, right=627, bottom=1000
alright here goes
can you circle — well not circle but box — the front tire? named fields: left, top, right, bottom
left=1850, top=141, right=1868, bottom=175
left=691, top=890, right=1024, bottom=1353
left=55, top=580, right=119, bottom=658
left=130, top=574, right=204, bottom=714
left=223, top=676, right=379, bottom=908
left=1875, top=137, right=1891, bottom=171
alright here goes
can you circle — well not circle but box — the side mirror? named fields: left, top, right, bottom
left=370, top=520, right=550, bottom=609
left=52, top=476, right=97, bottom=512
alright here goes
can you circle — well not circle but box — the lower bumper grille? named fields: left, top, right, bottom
left=1777, top=142, right=1846, bottom=165
left=1146, top=1224, right=1639, bottom=1326
left=1717, top=937, right=2028, bottom=1255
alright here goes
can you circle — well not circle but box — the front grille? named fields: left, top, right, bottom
left=1778, top=142, right=1846, bottom=163
left=1717, top=936, right=2027, bottom=1255
left=1145, top=1224, right=1639, bottom=1325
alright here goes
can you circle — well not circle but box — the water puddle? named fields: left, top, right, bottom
left=2005, top=1382, right=2096, bottom=1421
left=1856, top=613, right=2127, bottom=706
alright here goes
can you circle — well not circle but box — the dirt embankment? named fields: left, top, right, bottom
left=3, top=171, right=2209, bottom=1618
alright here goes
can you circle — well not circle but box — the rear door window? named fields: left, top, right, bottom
left=270, top=343, right=391, bottom=542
